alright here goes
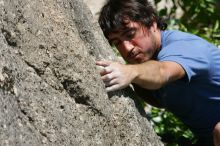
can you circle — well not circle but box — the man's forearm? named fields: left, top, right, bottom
left=130, top=60, right=169, bottom=90
left=96, top=60, right=184, bottom=92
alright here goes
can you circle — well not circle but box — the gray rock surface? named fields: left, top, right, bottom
left=83, top=0, right=106, bottom=19
left=0, top=0, right=163, bottom=145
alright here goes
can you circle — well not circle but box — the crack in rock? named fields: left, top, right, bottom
left=1, top=28, right=17, bottom=47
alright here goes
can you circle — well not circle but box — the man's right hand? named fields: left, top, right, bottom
left=96, top=60, right=137, bottom=92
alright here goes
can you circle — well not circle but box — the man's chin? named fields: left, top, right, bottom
left=140, top=58, right=149, bottom=63
left=128, top=58, right=148, bottom=64
left=137, top=57, right=150, bottom=64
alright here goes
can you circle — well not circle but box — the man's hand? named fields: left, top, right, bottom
left=96, top=60, right=136, bottom=92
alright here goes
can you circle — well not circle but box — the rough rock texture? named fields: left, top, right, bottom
left=83, top=0, right=106, bottom=19
left=0, top=0, right=163, bottom=145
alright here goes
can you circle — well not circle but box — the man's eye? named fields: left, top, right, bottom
left=126, top=31, right=135, bottom=39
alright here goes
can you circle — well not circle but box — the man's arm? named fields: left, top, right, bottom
left=131, top=60, right=185, bottom=89
left=96, top=60, right=185, bottom=92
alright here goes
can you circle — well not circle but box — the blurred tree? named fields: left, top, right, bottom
left=155, top=0, right=220, bottom=46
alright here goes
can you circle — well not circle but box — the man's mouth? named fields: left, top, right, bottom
left=128, top=52, right=143, bottom=63
left=128, top=48, right=139, bottom=59
left=133, top=53, right=141, bottom=60
left=126, top=48, right=149, bottom=63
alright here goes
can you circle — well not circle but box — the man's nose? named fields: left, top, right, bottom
left=121, top=40, right=134, bottom=51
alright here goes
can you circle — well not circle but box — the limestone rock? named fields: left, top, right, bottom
left=0, top=0, right=163, bottom=145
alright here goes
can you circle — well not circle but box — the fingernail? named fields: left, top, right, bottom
left=96, top=66, right=104, bottom=71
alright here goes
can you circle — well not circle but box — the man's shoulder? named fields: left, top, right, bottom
left=161, top=30, right=202, bottom=47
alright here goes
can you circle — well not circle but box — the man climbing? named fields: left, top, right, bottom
left=96, top=0, right=220, bottom=145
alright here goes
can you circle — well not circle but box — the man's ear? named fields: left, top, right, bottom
left=151, top=22, right=158, bottom=32
left=140, top=24, right=149, bottom=35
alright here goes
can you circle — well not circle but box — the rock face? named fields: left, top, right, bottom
left=0, top=0, right=163, bottom=145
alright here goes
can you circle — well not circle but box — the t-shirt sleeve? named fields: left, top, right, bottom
left=158, top=40, right=211, bottom=82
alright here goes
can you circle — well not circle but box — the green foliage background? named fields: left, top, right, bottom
left=150, top=0, right=220, bottom=145
left=156, top=0, right=220, bottom=46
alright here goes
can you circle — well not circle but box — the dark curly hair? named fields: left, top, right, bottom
left=98, top=0, right=167, bottom=37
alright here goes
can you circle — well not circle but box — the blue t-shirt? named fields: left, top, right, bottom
left=156, top=30, right=220, bottom=141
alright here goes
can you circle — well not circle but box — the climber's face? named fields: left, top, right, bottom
left=107, top=20, right=160, bottom=64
